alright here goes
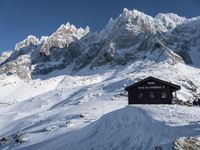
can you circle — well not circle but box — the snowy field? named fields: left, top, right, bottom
left=0, top=60, right=200, bottom=150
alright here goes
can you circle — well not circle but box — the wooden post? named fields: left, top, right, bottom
left=174, top=91, right=177, bottom=100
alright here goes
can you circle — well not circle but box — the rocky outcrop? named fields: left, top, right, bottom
left=173, top=137, right=200, bottom=150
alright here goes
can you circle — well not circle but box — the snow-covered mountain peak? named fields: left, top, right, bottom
left=0, top=8, right=200, bottom=79
left=122, top=8, right=145, bottom=18
left=0, top=50, right=12, bottom=64
left=55, top=23, right=89, bottom=38
left=155, top=13, right=187, bottom=30
left=39, top=36, right=49, bottom=44
left=41, top=23, right=89, bottom=54
left=99, top=9, right=168, bottom=43
left=155, top=12, right=186, bottom=22
left=15, top=35, right=39, bottom=51
left=116, top=8, right=156, bottom=30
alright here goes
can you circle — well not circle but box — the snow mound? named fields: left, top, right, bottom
left=30, top=106, right=200, bottom=150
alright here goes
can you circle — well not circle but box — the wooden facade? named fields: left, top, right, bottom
left=125, top=76, right=181, bottom=104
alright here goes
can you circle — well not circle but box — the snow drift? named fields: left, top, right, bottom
left=18, top=106, right=200, bottom=150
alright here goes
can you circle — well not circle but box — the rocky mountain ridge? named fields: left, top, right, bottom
left=0, top=8, right=200, bottom=79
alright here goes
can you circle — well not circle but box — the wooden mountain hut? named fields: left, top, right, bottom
left=125, top=76, right=181, bottom=104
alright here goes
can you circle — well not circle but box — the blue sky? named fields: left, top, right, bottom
left=0, top=0, right=200, bottom=53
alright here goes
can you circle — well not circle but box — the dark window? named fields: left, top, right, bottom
left=149, top=92, right=155, bottom=99
left=138, top=92, right=143, bottom=98
left=161, top=91, right=167, bottom=98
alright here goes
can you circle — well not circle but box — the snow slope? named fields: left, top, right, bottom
left=0, top=74, right=65, bottom=104
left=0, top=60, right=200, bottom=150
left=32, top=106, right=200, bottom=150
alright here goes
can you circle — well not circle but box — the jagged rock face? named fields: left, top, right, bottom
left=90, top=42, right=116, bottom=68
left=73, top=41, right=106, bottom=70
left=0, top=51, right=12, bottom=64
left=32, top=41, right=83, bottom=75
left=15, top=35, right=39, bottom=51
left=98, top=9, right=186, bottom=50
left=0, top=43, right=39, bottom=79
left=0, top=54, right=31, bottom=80
left=41, top=23, right=89, bottom=55
left=155, top=13, right=186, bottom=30
left=0, top=23, right=89, bottom=79
left=99, top=9, right=164, bottom=49
left=0, top=9, right=199, bottom=79
left=162, top=18, right=200, bottom=64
